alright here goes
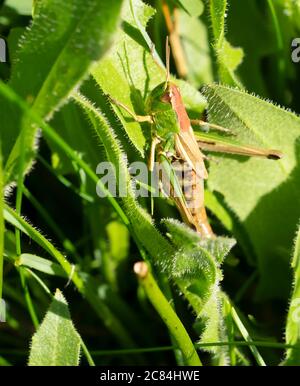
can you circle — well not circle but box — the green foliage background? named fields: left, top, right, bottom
left=0, top=0, right=300, bottom=366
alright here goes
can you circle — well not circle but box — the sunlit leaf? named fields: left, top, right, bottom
left=203, top=84, right=300, bottom=299
left=28, top=289, right=81, bottom=366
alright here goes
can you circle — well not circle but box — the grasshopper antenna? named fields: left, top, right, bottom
left=165, top=36, right=171, bottom=86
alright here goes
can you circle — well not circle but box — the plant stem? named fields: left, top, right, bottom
left=2, top=339, right=297, bottom=358
left=134, top=261, right=202, bottom=366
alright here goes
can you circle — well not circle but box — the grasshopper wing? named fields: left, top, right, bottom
left=175, top=127, right=208, bottom=179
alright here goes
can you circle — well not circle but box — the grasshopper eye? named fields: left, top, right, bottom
left=161, top=92, right=171, bottom=104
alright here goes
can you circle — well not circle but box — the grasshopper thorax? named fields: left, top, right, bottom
left=146, top=81, right=190, bottom=140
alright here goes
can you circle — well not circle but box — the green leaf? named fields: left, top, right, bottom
left=204, top=190, right=255, bottom=265
left=229, top=299, right=266, bottom=366
left=203, top=84, right=300, bottom=299
left=5, top=0, right=32, bottom=15
left=11, top=0, right=124, bottom=118
left=289, top=0, right=300, bottom=30
left=283, top=224, right=300, bottom=365
left=73, top=92, right=175, bottom=268
left=199, top=237, right=236, bottom=265
left=178, top=8, right=213, bottom=87
left=163, top=219, right=234, bottom=362
left=28, top=289, right=81, bottom=366
left=73, top=91, right=236, bottom=363
left=91, top=0, right=157, bottom=155
left=209, top=0, right=226, bottom=40
left=164, top=220, right=218, bottom=285
left=4, top=202, right=135, bottom=348
left=2, top=0, right=124, bottom=185
left=106, top=221, right=130, bottom=286
left=171, top=0, right=204, bottom=17
left=226, top=0, right=276, bottom=96
left=208, top=0, right=243, bottom=87
left=17, top=254, right=66, bottom=278
left=107, top=221, right=130, bottom=263
left=46, top=99, right=103, bottom=175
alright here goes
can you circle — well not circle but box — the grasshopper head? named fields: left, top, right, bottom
left=145, top=37, right=191, bottom=138
left=145, top=82, right=181, bottom=139
left=146, top=80, right=191, bottom=138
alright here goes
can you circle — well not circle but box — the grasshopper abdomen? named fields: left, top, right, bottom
left=170, top=157, right=214, bottom=238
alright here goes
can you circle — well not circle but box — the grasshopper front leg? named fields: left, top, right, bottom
left=108, top=95, right=153, bottom=123
left=148, top=136, right=161, bottom=172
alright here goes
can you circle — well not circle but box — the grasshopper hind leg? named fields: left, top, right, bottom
left=191, top=119, right=234, bottom=134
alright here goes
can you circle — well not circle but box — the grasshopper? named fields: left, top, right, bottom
left=109, top=39, right=282, bottom=238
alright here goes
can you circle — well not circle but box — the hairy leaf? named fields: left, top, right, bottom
left=2, top=0, right=124, bottom=185
left=171, top=0, right=204, bottom=17
left=163, top=219, right=234, bottom=362
left=208, top=0, right=243, bottom=87
left=28, top=289, right=81, bottom=366
left=178, top=8, right=213, bottom=87
left=203, top=84, right=300, bottom=299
